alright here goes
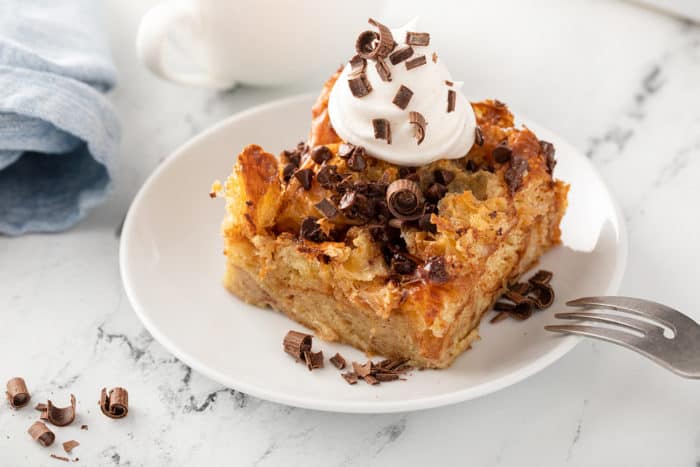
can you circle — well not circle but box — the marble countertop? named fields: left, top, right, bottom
left=2, top=0, right=699, bottom=465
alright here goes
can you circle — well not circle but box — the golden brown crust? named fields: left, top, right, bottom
left=219, top=72, right=569, bottom=368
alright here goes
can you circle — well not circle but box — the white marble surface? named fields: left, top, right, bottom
left=2, top=0, right=700, bottom=465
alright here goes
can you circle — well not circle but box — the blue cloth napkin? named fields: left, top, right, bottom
left=0, top=0, right=119, bottom=235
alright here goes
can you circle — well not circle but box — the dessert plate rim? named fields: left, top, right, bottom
left=120, top=93, right=627, bottom=413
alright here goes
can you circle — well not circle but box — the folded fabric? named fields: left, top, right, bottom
left=0, top=0, right=119, bottom=235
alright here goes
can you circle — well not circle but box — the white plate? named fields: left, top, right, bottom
left=120, top=94, right=627, bottom=413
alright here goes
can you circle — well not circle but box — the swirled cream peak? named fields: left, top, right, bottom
left=328, top=19, right=476, bottom=166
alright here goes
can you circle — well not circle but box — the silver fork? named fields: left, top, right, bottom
left=545, top=296, right=700, bottom=378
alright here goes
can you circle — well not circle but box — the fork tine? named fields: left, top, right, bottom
left=545, top=324, right=647, bottom=350
left=565, top=296, right=690, bottom=330
left=554, top=311, right=663, bottom=336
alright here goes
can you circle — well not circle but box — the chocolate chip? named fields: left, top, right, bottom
left=540, top=140, right=556, bottom=173
left=504, top=156, right=528, bottom=194
left=281, top=149, right=301, bottom=167
left=375, top=57, right=392, bottom=82
left=465, top=159, right=478, bottom=172
left=372, top=118, right=391, bottom=144
left=6, top=377, right=30, bottom=408
left=330, top=353, right=347, bottom=370
left=348, top=73, right=372, bottom=98
left=314, top=198, right=338, bottom=218
left=405, top=172, right=420, bottom=183
left=398, top=167, right=416, bottom=178
left=424, top=256, right=449, bottom=284
left=300, top=217, right=327, bottom=242
left=339, top=191, right=372, bottom=219
left=475, top=126, right=484, bottom=146
left=405, top=31, right=430, bottom=46
left=283, top=330, right=312, bottom=361
left=409, top=111, right=427, bottom=145
left=294, top=168, right=314, bottom=190
left=493, top=142, right=512, bottom=163
left=418, top=213, right=437, bottom=233
left=310, top=146, right=332, bottom=164
left=447, top=89, right=456, bottom=112
left=389, top=46, right=414, bottom=65
left=434, top=169, right=454, bottom=185
left=282, top=163, right=296, bottom=182
left=392, top=253, right=416, bottom=275
left=425, top=183, right=448, bottom=202
left=392, top=85, right=413, bottom=110
left=316, top=165, right=341, bottom=189
left=405, top=55, right=427, bottom=70
left=337, top=143, right=355, bottom=159
left=386, top=179, right=424, bottom=220
left=347, top=149, right=367, bottom=172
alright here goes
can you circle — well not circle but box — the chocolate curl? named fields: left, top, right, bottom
left=6, top=377, right=30, bottom=408
left=100, top=387, right=129, bottom=419
left=283, top=330, right=312, bottom=361
left=47, top=394, right=76, bottom=427
left=28, top=421, right=55, bottom=447
left=409, top=111, right=427, bottom=145
left=386, top=179, right=424, bottom=221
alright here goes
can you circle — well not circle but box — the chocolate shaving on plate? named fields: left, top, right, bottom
left=386, top=179, right=424, bottom=220
left=509, top=282, right=531, bottom=295
left=283, top=330, right=312, bottom=360
left=504, top=291, right=536, bottom=320
left=405, top=31, right=430, bottom=46
left=28, top=421, right=54, bottom=447
left=304, top=350, right=324, bottom=371
left=310, top=146, right=332, bottom=164
left=352, top=361, right=373, bottom=378
left=50, top=454, right=70, bottom=463
left=342, top=372, right=358, bottom=385
left=494, top=301, right=515, bottom=312
left=432, top=51, right=438, bottom=63
left=63, top=440, right=80, bottom=453
left=490, top=311, right=510, bottom=324
left=348, top=73, right=372, bottom=98
left=374, top=373, right=400, bottom=382
left=492, top=141, right=512, bottom=163
left=447, top=89, right=456, bottom=113
left=408, top=111, right=427, bottom=145
left=329, top=353, right=347, bottom=370
left=35, top=402, right=47, bottom=411
left=389, top=46, right=413, bottom=65
left=100, top=387, right=129, bottom=419
left=392, top=85, right=413, bottom=110
left=529, top=269, right=553, bottom=285
left=80, top=425, right=88, bottom=431
left=372, top=118, right=391, bottom=144
left=474, top=126, right=484, bottom=146
left=47, top=394, right=76, bottom=427
left=529, top=282, right=555, bottom=309
left=405, top=55, right=427, bottom=70
left=6, top=377, right=30, bottom=408
left=375, top=57, right=392, bottom=82
left=293, top=168, right=314, bottom=190
left=364, top=375, right=380, bottom=385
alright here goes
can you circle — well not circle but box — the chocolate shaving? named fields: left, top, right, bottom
left=304, top=350, right=324, bottom=371
left=337, top=143, right=355, bottom=159
left=372, top=118, right=391, bottom=144
left=423, top=256, right=449, bottom=284
left=316, top=165, right=342, bottom=189
left=80, top=425, right=88, bottom=430
left=293, top=168, right=314, bottom=190
left=375, top=57, right=392, bottom=82
left=314, top=198, right=338, bottom=219
left=346, top=148, right=367, bottom=172
left=339, top=191, right=372, bottom=220
left=342, top=372, right=358, bottom=385
left=405, top=55, right=427, bottom=70
left=504, top=291, right=536, bottom=320
left=529, top=269, right=553, bottom=285
left=283, top=330, right=313, bottom=360
left=367, top=18, right=395, bottom=58
left=300, top=216, right=327, bottom=242
left=99, top=387, right=128, bottom=419
left=504, top=155, right=529, bottom=194
left=465, top=159, right=478, bottom=172
left=494, top=301, right=515, bottom=312
left=282, top=163, right=296, bottom=182
left=432, top=51, right=438, bottom=63
left=50, top=454, right=70, bottom=462
left=405, top=31, right=430, bottom=46
left=35, top=402, right=47, bottom=411
left=492, top=142, right=512, bottom=163
left=63, top=440, right=80, bottom=453
left=349, top=54, right=366, bottom=74
left=509, top=282, right=531, bottom=295
left=329, top=353, right=347, bottom=370
left=6, top=377, right=30, bottom=408
left=348, top=73, right=372, bottom=98
left=389, top=46, right=413, bottom=65
left=364, top=375, right=380, bottom=385
left=47, top=394, right=76, bottom=427
left=445, top=80, right=454, bottom=86
left=418, top=213, right=436, bottom=233
left=425, top=183, right=448, bottom=202
left=447, top=89, right=456, bottom=112
left=310, top=146, right=332, bottom=164
left=391, top=252, right=416, bottom=275
left=540, top=140, right=557, bottom=173
left=355, top=30, right=379, bottom=59
left=392, top=85, right=413, bottom=110
left=529, top=282, right=555, bottom=309
left=475, top=126, right=484, bottom=146
left=408, top=111, right=427, bottom=144
left=28, top=421, right=54, bottom=447
left=386, top=179, right=424, bottom=220
left=490, top=312, right=509, bottom=324
left=352, top=361, right=373, bottom=378
left=434, top=169, right=455, bottom=185
left=374, top=373, right=400, bottom=382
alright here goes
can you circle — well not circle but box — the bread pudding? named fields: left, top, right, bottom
left=214, top=19, right=568, bottom=368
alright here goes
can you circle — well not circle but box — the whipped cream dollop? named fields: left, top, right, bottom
left=328, top=19, right=476, bottom=166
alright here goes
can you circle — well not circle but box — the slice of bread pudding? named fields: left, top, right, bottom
left=216, top=71, right=568, bottom=368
